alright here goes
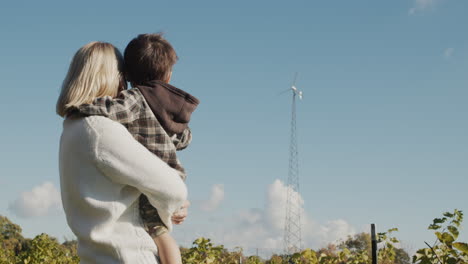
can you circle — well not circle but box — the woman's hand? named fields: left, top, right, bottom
left=172, top=200, right=190, bottom=225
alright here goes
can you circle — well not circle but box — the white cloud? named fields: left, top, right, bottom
left=443, top=47, right=454, bottom=59
left=409, top=0, right=438, bottom=15
left=200, top=184, right=224, bottom=211
left=265, top=180, right=355, bottom=248
left=316, top=219, right=356, bottom=244
left=9, top=182, right=62, bottom=218
left=177, top=179, right=355, bottom=257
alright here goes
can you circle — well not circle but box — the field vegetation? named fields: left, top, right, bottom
left=1, top=210, right=466, bottom=264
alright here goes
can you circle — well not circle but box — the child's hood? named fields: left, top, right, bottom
left=137, top=80, right=200, bottom=135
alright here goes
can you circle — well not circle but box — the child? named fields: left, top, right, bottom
left=69, top=33, right=199, bottom=264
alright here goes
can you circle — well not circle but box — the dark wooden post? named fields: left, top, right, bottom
left=371, top=224, right=377, bottom=264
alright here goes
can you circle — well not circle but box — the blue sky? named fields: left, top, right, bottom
left=0, top=0, right=466, bottom=256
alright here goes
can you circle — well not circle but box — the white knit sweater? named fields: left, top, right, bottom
left=59, top=116, right=187, bottom=264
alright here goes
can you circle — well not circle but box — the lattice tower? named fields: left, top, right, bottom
left=283, top=75, right=303, bottom=255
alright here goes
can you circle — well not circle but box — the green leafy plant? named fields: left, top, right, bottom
left=181, top=237, right=225, bottom=264
left=17, top=233, right=79, bottom=264
left=413, top=209, right=467, bottom=264
left=377, top=228, right=400, bottom=264
left=1, top=210, right=465, bottom=264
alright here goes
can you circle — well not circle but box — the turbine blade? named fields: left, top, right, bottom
left=277, top=89, right=291, bottom=95
left=292, top=72, right=299, bottom=87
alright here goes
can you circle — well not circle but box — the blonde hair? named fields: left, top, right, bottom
left=56, top=42, right=124, bottom=117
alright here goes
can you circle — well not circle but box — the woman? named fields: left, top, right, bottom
left=57, top=42, right=187, bottom=264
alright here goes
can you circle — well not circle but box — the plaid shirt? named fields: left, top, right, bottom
left=69, top=88, right=191, bottom=237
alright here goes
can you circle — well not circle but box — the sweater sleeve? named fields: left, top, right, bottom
left=88, top=116, right=187, bottom=232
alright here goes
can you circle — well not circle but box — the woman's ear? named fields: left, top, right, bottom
left=164, top=71, right=172, bottom=83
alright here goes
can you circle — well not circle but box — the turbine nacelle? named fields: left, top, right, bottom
left=291, top=85, right=303, bottom=100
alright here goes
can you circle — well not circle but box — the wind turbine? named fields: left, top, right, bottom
left=278, top=73, right=303, bottom=100
left=282, top=72, right=303, bottom=255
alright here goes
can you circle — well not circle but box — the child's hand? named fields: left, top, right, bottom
left=172, top=200, right=190, bottom=225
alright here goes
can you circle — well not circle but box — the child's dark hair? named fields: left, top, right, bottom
left=124, top=33, right=178, bottom=86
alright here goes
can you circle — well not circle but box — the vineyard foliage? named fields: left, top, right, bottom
left=1, top=210, right=466, bottom=263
